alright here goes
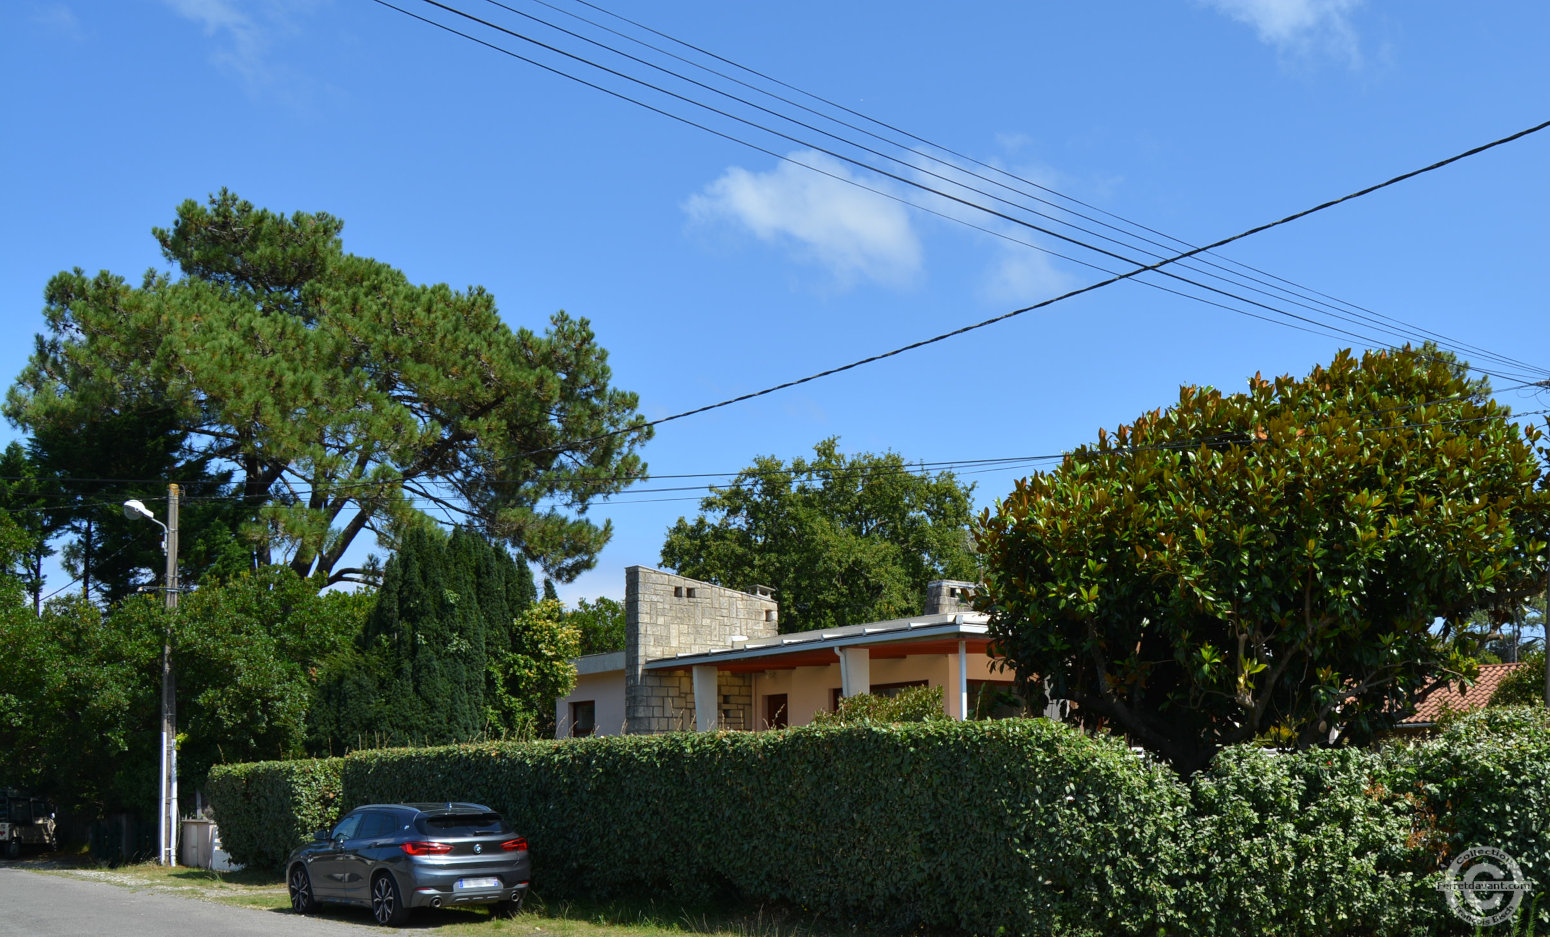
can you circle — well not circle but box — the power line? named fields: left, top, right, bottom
left=483, top=0, right=1544, bottom=380
left=373, top=0, right=1549, bottom=384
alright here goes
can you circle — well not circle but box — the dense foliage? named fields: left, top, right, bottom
left=662, top=438, right=978, bottom=632
left=808, top=685, right=948, bottom=725
left=0, top=568, right=368, bottom=813
left=310, top=528, right=574, bottom=750
left=976, top=347, right=1550, bottom=774
left=1489, top=651, right=1546, bottom=707
left=208, top=710, right=1550, bottom=936
left=567, top=595, right=625, bottom=655
left=6, top=190, right=650, bottom=587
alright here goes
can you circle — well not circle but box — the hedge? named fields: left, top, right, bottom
left=207, top=709, right=1550, bottom=936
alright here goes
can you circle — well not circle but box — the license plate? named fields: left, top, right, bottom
left=455, top=877, right=501, bottom=890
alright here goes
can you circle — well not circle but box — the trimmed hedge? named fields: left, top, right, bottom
left=207, top=710, right=1550, bottom=936
left=204, top=758, right=342, bottom=872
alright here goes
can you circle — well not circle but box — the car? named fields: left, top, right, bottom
left=284, top=802, right=530, bottom=926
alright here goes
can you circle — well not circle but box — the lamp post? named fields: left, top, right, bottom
left=123, top=484, right=179, bottom=866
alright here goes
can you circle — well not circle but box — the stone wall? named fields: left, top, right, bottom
left=624, top=567, right=778, bottom=734
left=924, top=579, right=977, bottom=615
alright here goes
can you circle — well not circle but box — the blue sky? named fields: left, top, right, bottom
left=3, top=0, right=1547, bottom=604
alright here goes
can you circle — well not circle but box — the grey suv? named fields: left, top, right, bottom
left=285, top=802, right=530, bottom=926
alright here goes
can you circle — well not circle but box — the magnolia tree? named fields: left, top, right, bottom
left=975, top=348, right=1550, bottom=774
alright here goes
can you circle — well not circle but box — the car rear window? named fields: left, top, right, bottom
left=416, top=812, right=511, bottom=835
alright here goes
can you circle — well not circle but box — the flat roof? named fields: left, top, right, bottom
left=643, top=612, right=990, bottom=673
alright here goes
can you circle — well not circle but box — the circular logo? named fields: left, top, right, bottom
left=1437, top=845, right=1533, bottom=927
left=474, top=844, right=482, bottom=854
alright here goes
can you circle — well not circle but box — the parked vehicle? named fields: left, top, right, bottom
left=1, top=790, right=58, bottom=858
left=284, top=802, right=529, bottom=926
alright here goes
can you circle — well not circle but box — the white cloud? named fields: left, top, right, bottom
left=979, top=246, right=1076, bottom=308
left=684, top=151, right=924, bottom=290
left=160, top=0, right=317, bottom=91
left=892, top=149, right=1079, bottom=306
left=1202, top=0, right=1363, bottom=65
left=31, top=3, right=84, bottom=38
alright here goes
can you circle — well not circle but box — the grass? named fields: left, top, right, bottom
left=32, top=860, right=863, bottom=937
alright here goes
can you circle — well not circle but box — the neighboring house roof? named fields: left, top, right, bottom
left=1397, top=661, right=1525, bottom=728
left=643, top=612, right=992, bottom=673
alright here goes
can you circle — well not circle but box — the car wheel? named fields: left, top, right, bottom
left=287, top=865, right=316, bottom=914
left=4, top=840, right=19, bottom=860
left=371, top=872, right=409, bottom=927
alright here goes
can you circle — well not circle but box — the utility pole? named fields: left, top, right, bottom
left=124, top=486, right=180, bottom=866
left=161, top=483, right=179, bottom=866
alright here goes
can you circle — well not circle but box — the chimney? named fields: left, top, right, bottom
left=924, top=579, right=975, bottom=615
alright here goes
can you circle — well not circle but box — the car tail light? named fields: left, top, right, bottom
left=400, top=841, right=453, bottom=856
left=501, top=837, right=528, bottom=853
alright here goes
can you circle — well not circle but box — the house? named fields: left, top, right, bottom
left=1389, top=661, right=1525, bottom=735
left=555, top=567, right=1017, bottom=737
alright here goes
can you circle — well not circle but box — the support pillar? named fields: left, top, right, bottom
left=692, top=665, right=719, bottom=732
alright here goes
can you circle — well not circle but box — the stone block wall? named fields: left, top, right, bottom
left=624, top=567, right=778, bottom=734
left=924, top=579, right=978, bottom=615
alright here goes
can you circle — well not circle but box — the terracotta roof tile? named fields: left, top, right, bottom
left=1399, top=662, right=1525, bottom=726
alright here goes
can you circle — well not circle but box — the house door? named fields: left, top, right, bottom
left=764, top=693, right=788, bottom=729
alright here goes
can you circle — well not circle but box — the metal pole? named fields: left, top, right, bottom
left=161, top=484, right=179, bottom=866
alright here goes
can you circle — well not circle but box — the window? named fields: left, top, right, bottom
left=419, top=812, right=510, bottom=836
left=764, top=693, right=788, bottom=729
left=331, top=813, right=363, bottom=841
left=968, top=680, right=1023, bottom=720
left=673, top=586, right=683, bottom=597
left=571, top=700, right=597, bottom=737
left=869, top=680, right=929, bottom=698
left=686, top=587, right=696, bottom=598
left=356, top=811, right=397, bottom=840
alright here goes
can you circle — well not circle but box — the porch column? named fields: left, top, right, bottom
left=692, top=665, right=719, bottom=732
left=837, top=647, right=871, bottom=697
left=957, top=640, right=969, bottom=720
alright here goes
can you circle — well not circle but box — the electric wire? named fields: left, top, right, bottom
left=387, top=0, right=1549, bottom=383
left=482, top=0, right=1544, bottom=379
left=538, top=0, right=1540, bottom=378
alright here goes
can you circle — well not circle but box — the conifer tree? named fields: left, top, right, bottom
left=7, top=190, right=650, bottom=588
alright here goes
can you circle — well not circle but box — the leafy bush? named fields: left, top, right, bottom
left=1489, top=652, right=1546, bottom=707
left=808, top=685, right=949, bottom=725
left=206, top=711, right=1550, bottom=935
left=204, top=758, right=342, bottom=869
left=1178, top=746, right=1434, bottom=937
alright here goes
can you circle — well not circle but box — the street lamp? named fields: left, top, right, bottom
left=123, top=486, right=180, bottom=867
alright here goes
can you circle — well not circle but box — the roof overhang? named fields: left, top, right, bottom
left=644, top=616, right=992, bottom=674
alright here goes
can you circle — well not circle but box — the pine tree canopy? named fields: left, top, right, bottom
left=5, top=190, right=651, bottom=586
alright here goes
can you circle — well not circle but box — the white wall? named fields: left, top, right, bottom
left=556, top=669, right=627, bottom=738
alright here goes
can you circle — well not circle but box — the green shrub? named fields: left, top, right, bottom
left=808, top=685, right=949, bottom=725
left=1408, top=706, right=1550, bottom=934
left=205, top=712, right=1550, bottom=935
left=1178, top=746, right=1435, bottom=937
left=1488, top=653, right=1545, bottom=708
left=204, top=758, right=342, bottom=868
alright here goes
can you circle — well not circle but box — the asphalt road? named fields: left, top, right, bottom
left=0, top=866, right=376, bottom=937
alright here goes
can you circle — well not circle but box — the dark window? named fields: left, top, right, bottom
left=869, top=680, right=929, bottom=698
left=686, top=587, right=696, bottom=598
left=673, top=586, right=683, bottom=597
left=417, top=812, right=511, bottom=836
left=356, top=811, right=396, bottom=840
left=571, top=700, right=596, bottom=737
left=830, top=687, right=844, bottom=711
left=969, top=680, right=1023, bottom=719
left=331, top=813, right=363, bottom=841
left=764, top=693, right=788, bottom=729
